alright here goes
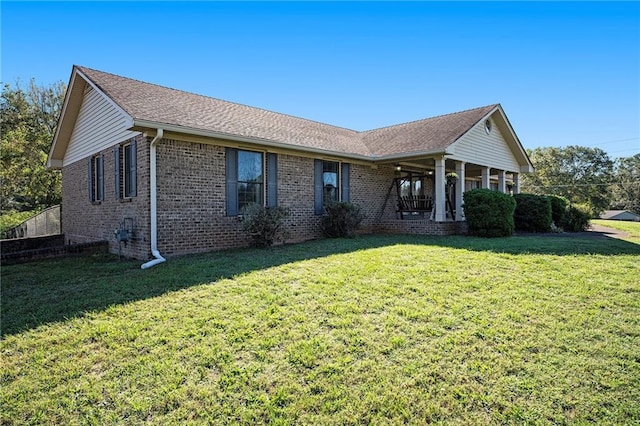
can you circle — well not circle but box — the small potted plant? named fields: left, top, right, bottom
left=445, top=172, right=459, bottom=187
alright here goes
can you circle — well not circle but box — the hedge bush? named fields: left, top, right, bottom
left=463, top=189, right=516, bottom=238
left=240, top=204, right=290, bottom=247
left=321, top=202, right=365, bottom=238
left=547, top=195, right=568, bottom=226
left=562, top=205, right=591, bottom=232
left=513, top=193, right=552, bottom=233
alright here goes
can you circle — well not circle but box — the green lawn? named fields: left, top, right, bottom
left=592, top=219, right=640, bottom=243
left=2, top=234, right=639, bottom=424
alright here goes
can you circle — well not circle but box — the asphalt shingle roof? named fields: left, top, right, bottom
left=362, top=104, right=497, bottom=157
left=77, top=66, right=497, bottom=159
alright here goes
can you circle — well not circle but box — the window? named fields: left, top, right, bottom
left=398, top=172, right=424, bottom=198
left=237, top=150, right=264, bottom=211
left=484, top=118, right=492, bottom=134
left=88, top=155, right=104, bottom=202
left=115, top=140, right=137, bottom=199
left=226, top=148, right=274, bottom=216
left=123, top=143, right=136, bottom=197
left=314, top=160, right=350, bottom=214
left=322, top=161, right=339, bottom=205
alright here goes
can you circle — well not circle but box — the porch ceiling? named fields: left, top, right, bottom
left=389, top=157, right=518, bottom=177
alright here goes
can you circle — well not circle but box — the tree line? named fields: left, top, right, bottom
left=1, top=80, right=65, bottom=214
left=1, top=80, right=638, bottom=220
left=521, top=146, right=639, bottom=216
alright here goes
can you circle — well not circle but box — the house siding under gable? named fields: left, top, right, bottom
left=449, top=116, right=521, bottom=173
left=63, top=85, right=140, bottom=166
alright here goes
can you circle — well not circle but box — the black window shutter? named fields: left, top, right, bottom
left=267, top=153, right=278, bottom=207
left=314, top=159, right=324, bottom=215
left=226, top=148, right=238, bottom=216
left=130, top=139, right=137, bottom=197
left=114, top=147, right=120, bottom=199
left=88, top=158, right=93, bottom=202
left=341, top=163, right=350, bottom=202
left=97, top=155, right=104, bottom=201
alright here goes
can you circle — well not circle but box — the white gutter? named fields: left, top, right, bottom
left=132, top=119, right=458, bottom=164
left=374, top=149, right=451, bottom=163
left=141, top=128, right=166, bottom=269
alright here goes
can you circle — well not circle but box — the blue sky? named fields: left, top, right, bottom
left=2, top=1, right=639, bottom=159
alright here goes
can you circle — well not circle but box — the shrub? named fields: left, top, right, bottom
left=561, top=205, right=591, bottom=232
left=240, top=204, right=290, bottom=247
left=547, top=195, right=568, bottom=226
left=321, top=202, right=365, bottom=238
left=463, top=189, right=516, bottom=238
left=513, top=193, right=552, bottom=233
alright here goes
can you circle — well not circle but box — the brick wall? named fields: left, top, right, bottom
left=0, top=234, right=66, bottom=254
left=1, top=240, right=109, bottom=265
left=63, top=135, right=469, bottom=260
left=154, top=144, right=326, bottom=256
left=154, top=145, right=409, bottom=256
left=155, top=139, right=251, bottom=256
left=351, top=163, right=398, bottom=227
left=277, top=154, right=322, bottom=242
left=377, top=219, right=468, bottom=236
left=61, top=134, right=151, bottom=259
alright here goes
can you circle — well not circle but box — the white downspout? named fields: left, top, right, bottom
left=141, top=128, right=166, bottom=269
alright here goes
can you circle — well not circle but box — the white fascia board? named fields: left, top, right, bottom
left=132, top=119, right=375, bottom=162
left=47, top=159, right=64, bottom=169
left=373, top=149, right=450, bottom=163
left=47, top=71, right=81, bottom=169
left=493, top=106, right=534, bottom=171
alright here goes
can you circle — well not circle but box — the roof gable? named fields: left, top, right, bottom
left=77, top=66, right=369, bottom=157
left=49, top=66, right=533, bottom=172
left=447, top=105, right=533, bottom=173
left=361, top=105, right=498, bottom=157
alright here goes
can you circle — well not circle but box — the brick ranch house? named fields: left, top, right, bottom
left=47, top=66, right=533, bottom=267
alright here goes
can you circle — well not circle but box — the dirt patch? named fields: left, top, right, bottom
left=586, top=224, right=631, bottom=240
left=514, top=224, right=630, bottom=240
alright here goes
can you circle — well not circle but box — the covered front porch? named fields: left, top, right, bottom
left=379, top=157, right=522, bottom=223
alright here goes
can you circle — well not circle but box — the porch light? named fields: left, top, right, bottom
left=395, top=165, right=402, bottom=172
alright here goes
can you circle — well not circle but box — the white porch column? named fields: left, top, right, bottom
left=513, top=172, right=520, bottom=194
left=434, top=157, right=446, bottom=222
left=481, top=167, right=491, bottom=189
left=455, top=161, right=465, bottom=221
left=497, top=170, right=506, bottom=193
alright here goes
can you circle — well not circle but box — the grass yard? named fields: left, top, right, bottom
left=592, top=219, right=640, bottom=243
left=2, top=234, right=639, bottom=424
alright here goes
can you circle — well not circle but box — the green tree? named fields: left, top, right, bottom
left=0, top=79, right=66, bottom=212
left=610, top=154, right=640, bottom=214
left=521, top=146, right=614, bottom=216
